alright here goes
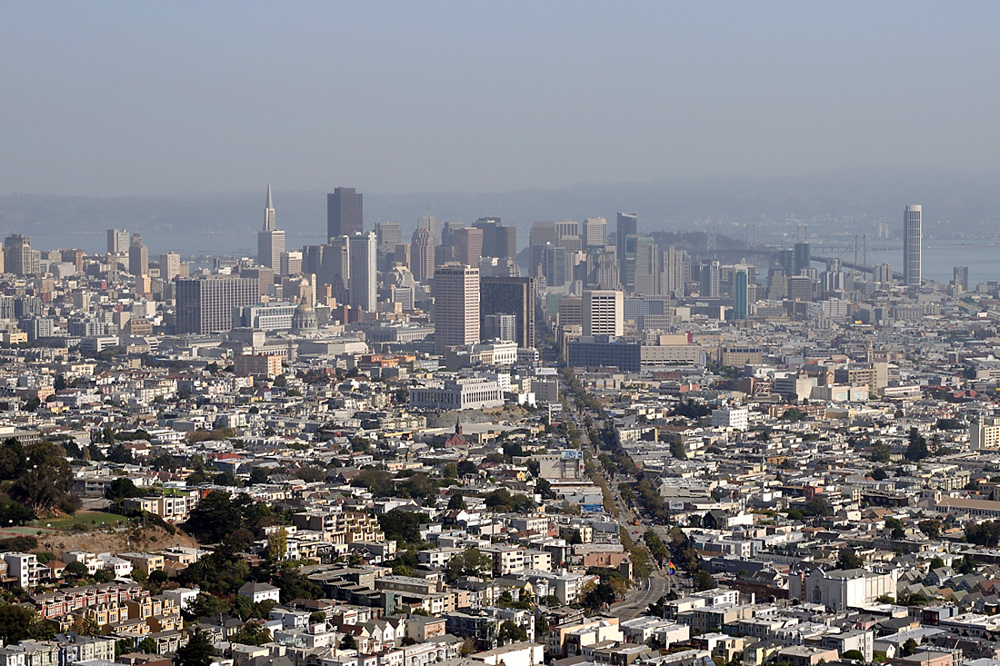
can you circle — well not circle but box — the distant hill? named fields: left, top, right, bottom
left=2, top=166, right=999, bottom=255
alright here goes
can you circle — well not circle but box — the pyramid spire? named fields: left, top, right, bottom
left=263, top=184, right=276, bottom=231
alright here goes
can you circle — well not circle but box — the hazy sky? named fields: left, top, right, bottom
left=2, top=2, right=999, bottom=197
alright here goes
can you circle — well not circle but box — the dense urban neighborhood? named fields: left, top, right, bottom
left=0, top=197, right=998, bottom=666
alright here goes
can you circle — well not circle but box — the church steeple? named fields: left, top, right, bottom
left=263, top=184, right=276, bottom=231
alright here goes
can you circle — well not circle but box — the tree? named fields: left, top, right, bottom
left=9, top=441, right=74, bottom=512
left=871, top=468, right=889, bottom=481
left=340, top=634, right=357, bottom=650
left=267, top=528, right=288, bottom=561
left=498, top=620, right=528, bottom=645
left=379, top=510, right=432, bottom=546
left=535, top=613, right=549, bottom=635
left=443, top=463, right=459, bottom=479
left=536, top=478, right=556, bottom=500
left=901, top=638, right=918, bottom=657
left=447, top=493, right=467, bottom=510
left=583, top=580, right=617, bottom=611
left=105, top=477, right=143, bottom=500
left=137, top=637, right=158, bottom=654
left=65, top=560, right=89, bottom=577
left=693, top=569, right=717, bottom=591
left=0, top=603, right=49, bottom=643
left=669, top=438, right=687, bottom=460
left=232, top=623, right=272, bottom=646
left=0, top=496, right=36, bottom=526
left=905, top=427, right=930, bottom=462
left=929, top=556, right=945, bottom=570
left=187, top=593, right=232, bottom=619
left=176, top=628, right=217, bottom=666
left=965, top=521, right=1000, bottom=547
left=918, top=519, right=942, bottom=539
left=841, top=650, right=865, bottom=661
left=837, top=549, right=865, bottom=570
left=446, top=547, right=494, bottom=582
left=249, top=467, right=270, bottom=485
left=871, top=443, right=891, bottom=463
left=295, top=466, right=326, bottom=483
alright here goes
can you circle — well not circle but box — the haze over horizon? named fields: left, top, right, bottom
left=4, top=2, right=1000, bottom=198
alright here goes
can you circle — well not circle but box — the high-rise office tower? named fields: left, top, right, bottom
left=107, top=229, right=130, bottom=255
left=633, top=236, right=659, bottom=295
left=555, top=220, right=580, bottom=240
left=474, top=217, right=517, bottom=259
left=616, top=213, right=638, bottom=290
left=160, top=253, right=181, bottom=281
left=583, top=290, right=624, bottom=338
left=733, top=267, right=749, bottom=320
left=327, top=187, right=363, bottom=239
left=4, top=235, right=32, bottom=276
left=453, top=227, right=484, bottom=266
left=348, top=232, right=377, bottom=312
left=482, top=314, right=518, bottom=343
left=583, top=217, right=608, bottom=248
left=701, top=260, right=721, bottom=298
left=376, top=222, right=401, bottom=248
left=778, top=249, right=794, bottom=278
left=417, top=215, right=441, bottom=246
left=410, top=228, right=435, bottom=283
left=175, top=276, right=260, bottom=334
left=661, top=245, right=689, bottom=297
left=128, top=233, right=148, bottom=277
left=257, top=185, right=285, bottom=270
left=434, top=264, right=480, bottom=353
left=585, top=248, right=621, bottom=291
left=280, top=251, right=303, bottom=276
left=954, top=266, right=969, bottom=291
left=530, top=243, right=567, bottom=288
left=480, top=276, right=536, bottom=349
left=904, top=204, right=922, bottom=288
left=793, top=242, right=810, bottom=276
left=529, top=221, right=557, bottom=248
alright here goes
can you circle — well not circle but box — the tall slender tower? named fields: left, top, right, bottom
left=348, top=232, right=377, bottom=312
left=616, top=212, right=638, bottom=291
left=903, top=205, right=922, bottom=288
left=258, top=184, right=285, bottom=270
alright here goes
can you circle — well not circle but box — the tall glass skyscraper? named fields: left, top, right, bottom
left=903, top=205, right=922, bottom=288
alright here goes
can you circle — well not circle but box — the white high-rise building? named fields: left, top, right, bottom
left=583, top=217, right=608, bottom=248
left=434, top=264, right=480, bottom=353
left=583, top=289, right=623, bottom=338
left=348, top=231, right=377, bottom=312
left=903, top=205, right=922, bottom=288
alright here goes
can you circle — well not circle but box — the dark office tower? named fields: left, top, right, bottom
left=539, top=244, right=567, bottom=288
left=701, top=260, right=721, bottom=298
left=793, top=242, right=811, bottom=276
left=175, top=276, right=260, bottom=334
left=616, top=212, right=638, bottom=289
left=633, top=236, right=659, bottom=295
left=954, top=266, right=969, bottom=291
left=733, top=267, right=749, bottom=320
left=376, top=222, right=401, bottom=248
left=4, top=235, right=32, bottom=276
left=327, top=187, right=363, bottom=240
left=778, top=249, right=794, bottom=278
left=128, top=233, right=148, bottom=277
left=904, top=205, right=922, bottom=288
left=474, top=217, right=517, bottom=260
left=107, top=229, right=129, bottom=254
left=411, top=228, right=435, bottom=283
left=480, top=276, right=537, bottom=349
left=529, top=221, right=557, bottom=248
left=453, top=227, right=484, bottom=266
